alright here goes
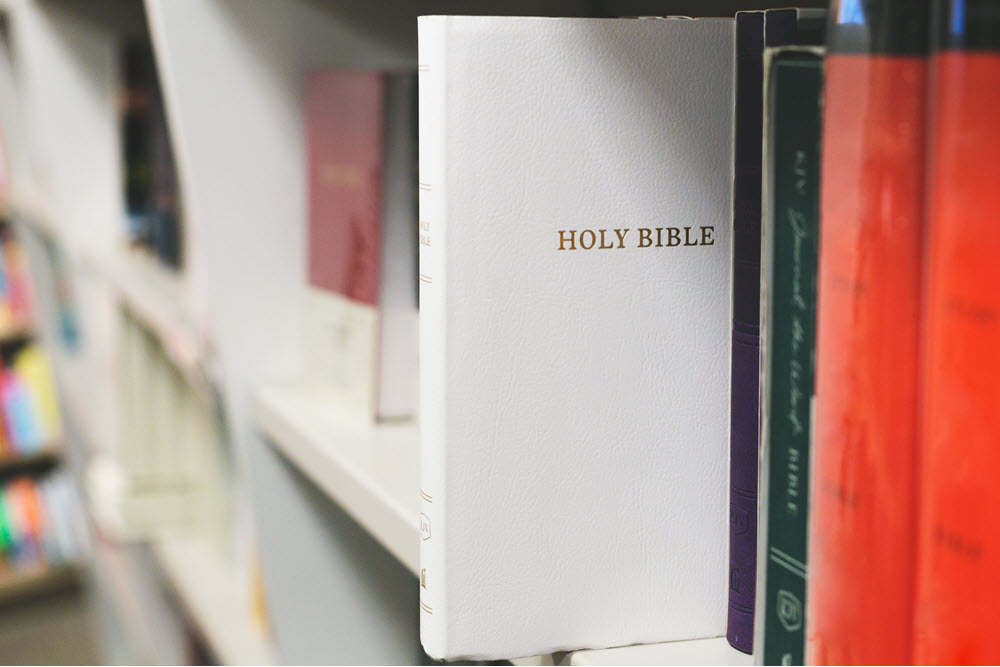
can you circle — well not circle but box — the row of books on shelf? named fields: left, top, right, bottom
left=119, top=38, right=183, bottom=270
left=0, top=31, right=182, bottom=272
left=0, top=224, right=33, bottom=334
left=0, top=343, right=61, bottom=458
left=0, top=471, right=86, bottom=576
left=0, top=209, right=83, bottom=352
left=0, top=221, right=61, bottom=460
left=111, top=307, right=225, bottom=536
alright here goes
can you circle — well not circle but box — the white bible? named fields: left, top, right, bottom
left=418, top=16, right=736, bottom=660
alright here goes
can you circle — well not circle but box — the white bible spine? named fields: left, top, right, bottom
left=417, top=15, right=447, bottom=658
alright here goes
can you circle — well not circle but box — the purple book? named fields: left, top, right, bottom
left=727, top=8, right=826, bottom=654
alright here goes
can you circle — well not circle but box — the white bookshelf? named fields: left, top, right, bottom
left=4, top=192, right=59, bottom=239
left=98, top=248, right=214, bottom=392
left=564, top=638, right=753, bottom=666
left=0, top=1, right=240, bottom=663
left=153, top=538, right=277, bottom=666
left=0, top=564, right=81, bottom=605
left=142, top=0, right=423, bottom=657
left=253, top=383, right=420, bottom=574
left=89, top=535, right=188, bottom=665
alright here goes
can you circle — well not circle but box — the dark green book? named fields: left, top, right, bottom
left=757, top=48, right=823, bottom=667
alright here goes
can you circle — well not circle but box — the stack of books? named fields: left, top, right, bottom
left=0, top=471, right=85, bottom=575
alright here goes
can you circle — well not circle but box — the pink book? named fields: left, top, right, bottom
left=304, top=70, right=418, bottom=420
left=3, top=239, right=33, bottom=325
left=0, top=126, right=9, bottom=199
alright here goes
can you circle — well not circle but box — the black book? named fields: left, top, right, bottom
left=727, top=8, right=825, bottom=655
left=120, top=39, right=183, bottom=269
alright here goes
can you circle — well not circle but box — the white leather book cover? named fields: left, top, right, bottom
left=419, top=16, right=735, bottom=660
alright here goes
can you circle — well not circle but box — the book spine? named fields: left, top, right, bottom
left=417, top=15, right=448, bottom=660
left=121, top=40, right=155, bottom=246
left=914, top=1, right=1000, bottom=663
left=807, top=1, right=930, bottom=664
left=759, top=49, right=822, bottom=667
left=728, top=11, right=764, bottom=654
left=375, top=72, right=419, bottom=420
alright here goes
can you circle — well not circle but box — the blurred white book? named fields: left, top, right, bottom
left=91, top=308, right=224, bottom=540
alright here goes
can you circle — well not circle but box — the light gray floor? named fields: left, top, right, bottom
left=0, top=590, right=103, bottom=665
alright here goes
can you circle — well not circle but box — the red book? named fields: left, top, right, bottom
left=914, top=2, right=1000, bottom=662
left=2, top=236, right=33, bottom=326
left=305, top=70, right=418, bottom=420
left=807, top=2, right=929, bottom=663
left=307, top=71, right=382, bottom=306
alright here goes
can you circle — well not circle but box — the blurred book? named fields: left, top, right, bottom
left=42, top=235, right=80, bottom=350
left=0, top=342, right=60, bottom=455
left=808, top=1, right=931, bottom=663
left=0, top=226, right=34, bottom=333
left=99, top=307, right=224, bottom=540
left=119, top=38, right=183, bottom=270
left=0, top=471, right=87, bottom=575
left=304, top=69, right=418, bottom=422
left=914, top=1, right=1000, bottom=663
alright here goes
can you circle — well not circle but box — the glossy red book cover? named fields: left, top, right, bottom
left=306, top=70, right=383, bottom=307
left=807, top=54, right=926, bottom=665
left=915, top=50, right=1000, bottom=665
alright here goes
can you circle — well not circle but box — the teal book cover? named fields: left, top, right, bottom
left=758, top=49, right=823, bottom=667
